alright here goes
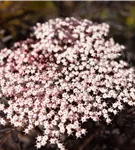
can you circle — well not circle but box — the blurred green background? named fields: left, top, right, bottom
left=0, top=1, right=135, bottom=57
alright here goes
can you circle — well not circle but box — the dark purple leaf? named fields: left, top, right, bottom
left=0, top=128, right=11, bottom=134
left=11, top=129, right=19, bottom=143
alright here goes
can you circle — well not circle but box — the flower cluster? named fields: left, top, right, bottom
left=0, top=17, right=135, bottom=149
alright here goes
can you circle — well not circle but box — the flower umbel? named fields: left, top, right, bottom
left=0, top=17, right=135, bottom=149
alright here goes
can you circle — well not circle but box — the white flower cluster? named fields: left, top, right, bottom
left=0, top=17, right=135, bottom=150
